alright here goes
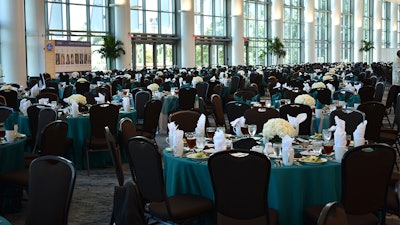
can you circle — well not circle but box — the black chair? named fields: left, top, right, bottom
left=75, top=81, right=90, bottom=95
left=357, top=101, right=386, bottom=142
left=208, top=150, right=279, bottom=225
left=303, top=144, right=396, bottom=225
left=36, top=92, right=59, bottom=103
left=211, top=94, right=226, bottom=128
left=195, top=82, right=209, bottom=101
left=386, top=172, right=400, bottom=217
left=134, top=90, right=151, bottom=122
left=85, top=103, right=119, bottom=175
left=374, top=82, right=385, bottom=102
left=244, top=107, right=280, bottom=134
left=358, top=85, right=375, bottom=103
left=25, top=156, right=76, bottom=225
left=0, top=89, right=18, bottom=110
left=315, top=88, right=332, bottom=105
left=225, top=101, right=251, bottom=134
left=39, top=120, right=69, bottom=157
left=136, top=99, right=162, bottom=139
left=178, top=87, right=197, bottom=110
left=34, top=107, right=57, bottom=154
left=234, top=90, right=258, bottom=102
left=62, top=85, right=73, bottom=100
left=229, top=76, right=241, bottom=95
left=0, top=106, right=13, bottom=123
left=316, top=202, right=349, bottom=225
left=119, top=117, right=137, bottom=150
left=279, top=104, right=312, bottom=136
left=329, top=108, right=365, bottom=138
left=127, top=136, right=213, bottom=224
left=59, top=73, right=70, bottom=85
left=169, top=110, right=201, bottom=133
left=84, top=92, right=97, bottom=105
left=98, top=87, right=112, bottom=102
left=283, top=89, right=307, bottom=103
left=105, top=126, right=124, bottom=187
left=0, top=95, right=7, bottom=106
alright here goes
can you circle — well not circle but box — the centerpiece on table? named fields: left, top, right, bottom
left=263, top=118, right=296, bottom=157
left=65, top=94, right=88, bottom=113
left=311, top=82, right=326, bottom=89
left=192, top=76, right=203, bottom=87
left=77, top=78, right=88, bottom=83
left=322, top=74, right=334, bottom=82
left=294, top=94, right=316, bottom=108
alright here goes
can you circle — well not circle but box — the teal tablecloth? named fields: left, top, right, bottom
left=163, top=150, right=342, bottom=225
left=0, top=216, right=12, bottom=225
left=0, top=136, right=26, bottom=174
left=18, top=110, right=136, bottom=170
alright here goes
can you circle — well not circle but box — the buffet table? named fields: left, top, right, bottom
left=163, top=150, right=342, bottom=225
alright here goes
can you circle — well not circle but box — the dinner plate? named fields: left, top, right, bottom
left=298, top=157, right=327, bottom=165
left=252, top=136, right=262, bottom=141
left=203, top=149, right=215, bottom=154
left=300, top=150, right=319, bottom=156
left=293, top=145, right=309, bottom=150
left=186, top=152, right=209, bottom=160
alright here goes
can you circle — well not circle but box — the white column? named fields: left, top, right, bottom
left=354, top=0, right=363, bottom=62
left=331, top=0, right=341, bottom=62
left=231, top=0, right=244, bottom=66
left=271, top=0, right=283, bottom=65
left=304, top=0, right=315, bottom=63
left=390, top=2, right=398, bottom=48
left=180, top=0, right=195, bottom=68
left=0, top=0, right=27, bottom=85
left=25, top=0, right=45, bottom=77
left=373, top=0, right=382, bottom=63
left=114, top=0, right=132, bottom=70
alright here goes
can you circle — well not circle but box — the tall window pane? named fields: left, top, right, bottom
left=341, top=0, right=353, bottom=62
left=194, top=0, right=226, bottom=36
left=315, top=0, right=330, bottom=62
left=283, top=0, right=302, bottom=64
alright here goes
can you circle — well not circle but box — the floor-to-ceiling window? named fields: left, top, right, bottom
left=382, top=1, right=390, bottom=49
left=130, top=0, right=176, bottom=69
left=283, top=0, right=302, bottom=64
left=244, top=0, right=270, bottom=66
left=362, top=0, right=373, bottom=62
left=315, top=0, right=330, bottom=62
left=341, top=0, right=353, bottom=62
left=194, top=0, right=228, bottom=67
left=45, top=0, right=109, bottom=70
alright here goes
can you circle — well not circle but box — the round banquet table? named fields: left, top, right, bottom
left=163, top=150, right=342, bottom=225
left=18, top=109, right=136, bottom=170
left=0, top=136, right=26, bottom=174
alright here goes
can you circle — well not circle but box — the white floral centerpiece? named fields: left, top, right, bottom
left=263, top=118, right=296, bottom=143
left=147, top=83, right=160, bottom=91
left=123, top=74, right=131, bottom=79
left=322, top=74, right=334, bottom=81
left=311, top=82, right=326, bottom=89
left=71, top=71, right=80, bottom=78
left=192, top=76, right=203, bottom=83
left=156, top=71, right=164, bottom=76
left=0, top=85, right=14, bottom=91
left=294, top=94, right=316, bottom=107
left=77, top=78, right=88, bottom=83
left=65, top=94, right=87, bottom=105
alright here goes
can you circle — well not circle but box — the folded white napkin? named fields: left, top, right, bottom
left=221, top=78, right=228, bottom=86
left=195, top=114, right=206, bottom=137
left=210, top=76, right=216, bottom=82
left=334, top=116, right=346, bottom=147
left=353, top=120, right=368, bottom=146
left=179, top=77, right=184, bottom=86
left=282, top=83, right=292, bottom=90
left=38, top=98, right=49, bottom=105
left=30, top=84, right=40, bottom=98
left=273, top=82, right=281, bottom=89
left=135, top=73, right=142, bottom=81
left=95, top=93, right=105, bottom=104
left=287, top=113, right=307, bottom=137
left=303, top=83, right=311, bottom=93
left=326, top=83, right=335, bottom=97
left=213, top=130, right=227, bottom=152
left=281, top=135, right=294, bottom=166
left=173, top=130, right=184, bottom=157
left=71, top=101, right=79, bottom=118
left=122, top=97, right=130, bottom=112
left=230, top=116, right=245, bottom=137
left=354, top=83, right=362, bottom=94
left=19, top=99, right=32, bottom=116
left=345, top=83, right=355, bottom=93
left=168, top=122, right=178, bottom=134
left=164, top=78, right=171, bottom=82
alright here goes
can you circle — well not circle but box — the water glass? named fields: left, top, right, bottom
left=312, top=140, right=323, bottom=155
left=247, top=124, right=257, bottom=137
left=322, top=129, right=332, bottom=142
left=195, top=135, right=206, bottom=152
left=273, top=143, right=282, bottom=157
left=216, top=126, right=225, bottom=133
left=206, top=127, right=216, bottom=138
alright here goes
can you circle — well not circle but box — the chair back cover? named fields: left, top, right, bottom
left=358, top=85, right=375, bottom=103
left=36, top=92, right=59, bottom=103
left=75, top=81, right=90, bottom=95
left=0, top=89, right=18, bottom=110
left=211, top=94, right=225, bottom=127
left=26, top=155, right=76, bottom=225
left=208, top=150, right=272, bottom=223
left=62, top=85, right=73, bottom=99
left=341, top=144, right=396, bottom=215
left=195, top=82, right=209, bottom=100
left=225, top=101, right=251, bottom=134
left=374, top=82, right=385, bottom=102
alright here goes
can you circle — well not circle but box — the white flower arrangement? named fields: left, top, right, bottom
left=123, top=74, right=131, bottom=79
left=322, top=74, right=334, bottom=81
left=263, top=118, right=296, bottom=141
left=71, top=71, right=80, bottom=78
left=156, top=71, right=164, bottom=76
left=311, top=82, right=326, bottom=89
left=237, top=70, right=245, bottom=75
left=65, top=94, right=87, bottom=105
left=294, top=94, right=316, bottom=107
left=77, top=78, right=88, bottom=83
left=147, top=83, right=160, bottom=91
left=192, top=76, right=203, bottom=83
left=0, top=85, right=13, bottom=91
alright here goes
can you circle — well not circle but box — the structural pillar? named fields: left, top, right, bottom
left=0, top=0, right=27, bottom=85
left=304, top=0, right=315, bottom=63
left=390, top=2, right=398, bottom=49
left=373, top=0, right=382, bottom=63
left=271, top=0, right=283, bottom=65
left=180, top=0, right=195, bottom=68
left=331, top=0, right=341, bottom=62
left=231, top=0, right=244, bottom=66
left=354, top=0, right=363, bottom=62
left=114, top=0, right=132, bottom=70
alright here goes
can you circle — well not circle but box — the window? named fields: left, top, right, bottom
left=194, top=0, right=226, bottom=36
left=45, top=0, right=109, bottom=70
left=382, top=1, right=390, bottom=48
left=244, top=0, right=270, bottom=66
left=341, top=0, right=353, bottom=62
left=362, top=0, right=373, bottom=62
left=283, top=0, right=302, bottom=64
left=315, top=0, right=330, bottom=62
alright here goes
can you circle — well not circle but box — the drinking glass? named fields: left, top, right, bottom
left=206, top=127, right=216, bottom=138
left=195, top=135, right=206, bottom=152
left=241, top=124, right=249, bottom=137
left=312, top=140, right=323, bottom=155
left=216, top=126, right=225, bottom=133
left=247, top=124, right=257, bottom=138
left=265, top=99, right=272, bottom=108
left=273, top=143, right=282, bottom=157
left=185, top=132, right=196, bottom=152
left=322, top=129, right=332, bottom=142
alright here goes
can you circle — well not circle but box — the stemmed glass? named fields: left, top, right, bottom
left=322, top=129, right=332, bottom=142
left=248, top=124, right=257, bottom=138
left=312, top=140, right=323, bottom=155
left=195, top=134, right=206, bottom=152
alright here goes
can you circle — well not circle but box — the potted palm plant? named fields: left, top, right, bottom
left=266, top=37, right=286, bottom=65
left=94, top=35, right=126, bottom=69
left=359, top=39, right=374, bottom=63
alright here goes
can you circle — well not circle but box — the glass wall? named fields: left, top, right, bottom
left=283, top=0, right=303, bottom=64
left=45, top=0, right=109, bottom=70
left=341, top=0, right=353, bottom=62
left=244, top=0, right=270, bottom=66
left=362, top=0, right=373, bottom=62
left=315, top=0, right=330, bottom=62
left=381, top=1, right=390, bottom=49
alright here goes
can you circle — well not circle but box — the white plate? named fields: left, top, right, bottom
left=300, top=150, right=319, bottom=156
left=186, top=152, right=209, bottom=160
left=206, top=143, right=214, bottom=148
left=299, top=157, right=327, bottom=165
left=252, top=136, right=262, bottom=141
left=203, top=149, right=215, bottom=154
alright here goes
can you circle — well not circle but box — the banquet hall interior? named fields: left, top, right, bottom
left=1, top=0, right=400, bottom=225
